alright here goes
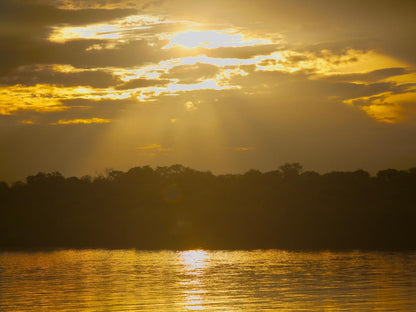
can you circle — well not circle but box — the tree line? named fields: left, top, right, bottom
left=0, top=163, right=415, bottom=250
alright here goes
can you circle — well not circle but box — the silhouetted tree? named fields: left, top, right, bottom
left=0, top=164, right=415, bottom=250
left=279, top=162, right=302, bottom=179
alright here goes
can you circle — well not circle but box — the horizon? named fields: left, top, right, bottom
left=2, top=162, right=416, bottom=185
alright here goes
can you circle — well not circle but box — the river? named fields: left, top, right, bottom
left=1, top=250, right=415, bottom=311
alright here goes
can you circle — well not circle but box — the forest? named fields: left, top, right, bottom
left=0, top=163, right=415, bottom=251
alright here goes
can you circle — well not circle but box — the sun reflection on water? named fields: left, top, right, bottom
left=2, top=250, right=415, bottom=311
left=178, top=250, right=209, bottom=311
left=179, top=250, right=209, bottom=272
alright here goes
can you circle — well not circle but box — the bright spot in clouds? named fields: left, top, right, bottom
left=185, top=101, right=196, bottom=111
left=48, top=14, right=168, bottom=43
left=164, top=30, right=271, bottom=49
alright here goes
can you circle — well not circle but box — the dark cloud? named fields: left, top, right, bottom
left=42, top=0, right=156, bottom=10
left=115, top=78, right=171, bottom=90
left=0, top=0, right=140, bottom=74
left=390, top=84, right=416, bottom=95
left=319, top=68, right=410, bottom=83
left=0, top=0, right=137, bottom=27
left=105, top=22, right=190, bottom=41
left=0, top=38, right=169, bottom=75
left=0, top=65, right=119, bottom=88
left=289, top=39, right=373, bottom=57
left=160, top=63, right=219, bottom=84
left=305, top=81, right=399, bottom=100
left=229, top=66, right=409, bottom=99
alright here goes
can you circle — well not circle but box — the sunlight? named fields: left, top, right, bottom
left=179, top=250, right=209, bottom=311
left=164, top=30, right=270, bottom=49
left=180, top=250, right=209, bottom=272
left=49, top=24, right=124, bottom=42
left=136, top=78, right=234, bottom=100
left=48, top=14, right=167, bottom=43
left=160, top=54, right=262, bottom=68
left=333, top=50, right=407, bottom=74
left=182, top=290, right=206, bottom=311
left=115, top=54, right=265, bottom=86
left=165, top=79, right=231, bottom=92
left=360, top=104, right=402, bottom=124
left=385, top=72, right=416, bottom=85
left=343, top=90, right=416, bottom=123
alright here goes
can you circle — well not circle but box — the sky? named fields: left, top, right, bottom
left=1, top=0, right=416, bottom=182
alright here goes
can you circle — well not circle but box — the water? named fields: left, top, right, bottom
left=1, top=250, right=415, bottom=311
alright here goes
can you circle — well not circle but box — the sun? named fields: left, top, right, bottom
left=163, top=30, right=270, bottom=49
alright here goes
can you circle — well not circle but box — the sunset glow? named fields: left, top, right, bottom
left=1, top=0, right=415, bottom=182
left=164, top=30, right=271, bottom=49
left=1, top=2, right=416, bottom=310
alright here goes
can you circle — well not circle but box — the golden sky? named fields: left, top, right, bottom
left=1, top=0, right=416, bottom=181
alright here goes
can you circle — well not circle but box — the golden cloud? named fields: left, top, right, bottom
left=51, top=118, right=111, bottom=125
left=20, top=120, right=37, bottom=125
left=344, top=90, right=416, bottom=123
left=137, top=144, right=173, bottom=156
left=0, top=85, right=70, bottom=115
left=137, top=143, right=163, bottom=150
left=0, top=83, right=135, bottom=115
left=233, top=146, right=255, bottom=151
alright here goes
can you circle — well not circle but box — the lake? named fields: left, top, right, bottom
left=1, top=250, right=415, bottom=311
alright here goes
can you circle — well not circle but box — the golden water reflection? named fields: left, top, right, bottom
left=180, top=250, right=209, bottom=272
left=1, top=250, right=416, bottom=311
left=179, top=250, right=209, bottom=311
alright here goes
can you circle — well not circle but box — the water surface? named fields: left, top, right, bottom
left=1, top=250, right=415, bottom=311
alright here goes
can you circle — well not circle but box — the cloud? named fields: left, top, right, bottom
left=138, top=143, right=162, bottom=150
left=205, top=44, right=282, bottom=59
left=0, top=0, right=137, bottom=27
left=50, top=118, right=111, bottom=125
left=233, top=147, right=255, bottom=151
left=144, top=0, right=416, bottom=65
left=115, top=78, right=171, bottom=90
left=137, top=143, right=173, bottom=156
left=20, top=120, right=37, bottom=125
left=0, top=3, right=170, bottom=74
left=0, top=83, right=136, bottom=116
left=0, top=38, right=172, bottom=74
left=0, top=65, right=119, bottom=88
left=164, top=30, right=271, bottom=49
left=161, top=63, right=219, bottom=84
left=317, top=68, right=410, bottom=83
left=0, top=85, right=69, bottom=115
left=38, top=0, right=147, bottom=9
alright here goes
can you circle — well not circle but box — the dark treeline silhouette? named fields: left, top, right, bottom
left=1, top=163, right=415, bottom=251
